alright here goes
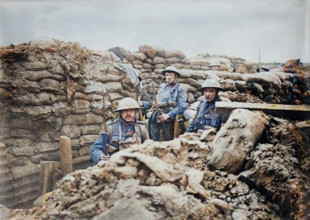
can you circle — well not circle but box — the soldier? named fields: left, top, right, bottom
left=187, top=79, right=228, bottom=132
left=256, top=65, right=270, bottom=72
left=148, top=66, right=187, bottom=141
left=91, top=97, right=149, bottom=163
left=209, top=60, right=221, bottom=71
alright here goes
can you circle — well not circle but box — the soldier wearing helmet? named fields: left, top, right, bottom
left=91, top=97, right=149, bottom=163
left=187, top=78, right=228, bottom=132
left=148, top=66, right=187, bottom=141
left=209, top=60, right=221, bottom=71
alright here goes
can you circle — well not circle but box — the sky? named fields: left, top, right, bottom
left=0, top=0, right=309, bottom=63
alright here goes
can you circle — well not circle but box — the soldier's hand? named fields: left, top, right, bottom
left=169, top=101, right=177, bottom=107
left=158, top=114, right=170, bottom=122
left=100, top=154, right=110, bottom=161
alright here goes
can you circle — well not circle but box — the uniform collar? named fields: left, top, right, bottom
left=119, top=117, right=136, bottom=127
left=165, top=82, right=178, bottom=88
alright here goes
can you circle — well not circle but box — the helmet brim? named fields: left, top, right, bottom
left=161, top=70, right=180, bottom=77
left=114, top=107, right=143, bottom=112
left=199, top=87, right=223, bottom=91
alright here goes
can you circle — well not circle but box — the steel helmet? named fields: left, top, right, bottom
left=115, top=97, right=142, bottom=112
left=199, top=79, right=222, bottom=91
left=260, top=66, right=269, bottom=72
left=209, top=60, right=220, bottom=67
left=161, top=66, right=181, bottom=77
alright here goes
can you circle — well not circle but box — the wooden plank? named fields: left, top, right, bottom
left=59, top=136, right=73, bottom=176
left=215, top=101, right=310, bottom=120
left=39, top=161, right=58, bottom=194
left=174, top=115, right=180, bottom=138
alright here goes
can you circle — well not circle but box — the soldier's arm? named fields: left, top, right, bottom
left=90, top=133, right=109, bottom=164
left=140, top=86, right=152, bottom=110
left=187, top=114, right=197, bottom=132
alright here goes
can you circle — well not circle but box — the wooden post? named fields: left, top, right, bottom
left=59, top=136, right=73, bottom=176
left=40, top=161, right=58, bottom=194
left=174, top=115, right=180, bottom=138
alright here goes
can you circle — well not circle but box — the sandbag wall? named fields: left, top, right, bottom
left=0, top=40, right=147, bottom=208
left=0, top=40, right=303, bottom=208
left=124, top=45, right=296, bottom=105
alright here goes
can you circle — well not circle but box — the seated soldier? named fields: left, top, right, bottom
left=188, top=79, right=228, bottom=132
left=91, top=97, right=149, bottom=163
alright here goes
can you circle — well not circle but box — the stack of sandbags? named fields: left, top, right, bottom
left=123, top=45, right=296, bottom=105
left=0, top=39, right=146, bottom=208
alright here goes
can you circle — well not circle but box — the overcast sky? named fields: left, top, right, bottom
left=0, top=0, right=309, bottom=63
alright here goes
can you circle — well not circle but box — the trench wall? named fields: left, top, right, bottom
left=0, top=40, right=302, bottom=208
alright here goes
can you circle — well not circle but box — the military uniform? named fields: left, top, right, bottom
left=90, top=97, right=149, bottom=164
left=187, top=96, right=228, bottom=132
left=148, top=82, right=187, bottom=141
left=188, top=78, right=228, bottom=132
left=91, top=117, right=149, bottom=164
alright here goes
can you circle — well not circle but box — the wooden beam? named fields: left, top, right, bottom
left=174, top=115, right=180, bottom=138
left=59, top=136, right=73, bottom=176
left=215, top=102, right=310, bottom=120
left=39, top=161, right=58, bottom=194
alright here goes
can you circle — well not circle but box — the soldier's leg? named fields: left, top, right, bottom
left=162, top=119, right=174, bottom=141
left=148, top=112, right=161, bottom=141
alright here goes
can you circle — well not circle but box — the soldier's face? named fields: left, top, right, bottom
left=120, top=109, right=136, bottom=122
left=210, top=65, right=220, bottom=71
left=204, top=88, right=217, bottom=102
left=165, top=72, right=177, bottom=84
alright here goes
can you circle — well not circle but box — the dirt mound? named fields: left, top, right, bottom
left=6, top=122, right=305, bottom=219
